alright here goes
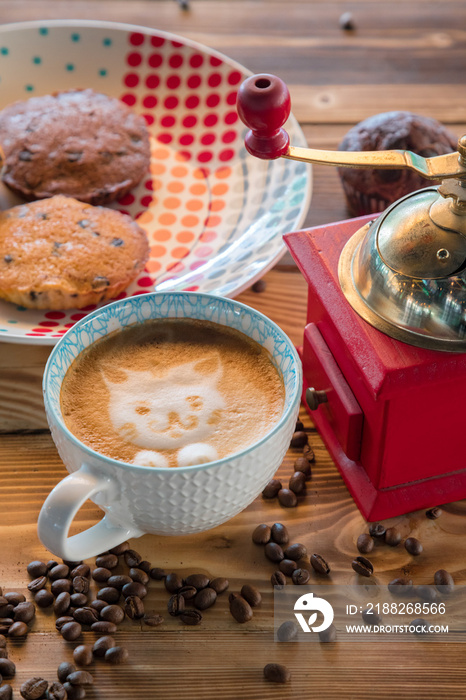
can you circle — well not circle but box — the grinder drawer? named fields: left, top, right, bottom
left=302, top=323, right=363, bottom=461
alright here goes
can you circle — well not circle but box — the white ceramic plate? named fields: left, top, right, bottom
left=0, top=20, right=311, bottom=344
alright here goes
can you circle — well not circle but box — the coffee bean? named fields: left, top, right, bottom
left=368, top=522, right=386, bottom=538
left=123, top=549, right=142, bottom=568
left=263, top=663, right=291, bottom=683
left=92, top=567, right=112, bottom=583
left=291, top=568, right=310, bottom=585
left=67, top=671, right=93, bottom=687
left=285, top=543, right=307, bottom=561
left=0, top=607, right=14, bottom=622
left=149, top=568, right=167, bottom=581
left=264, top=542, right=284, bottom=563
left=62, top=683, right=86, bottom=700
left=277, top=620, right=298, bottom=642
left=385, top=527, right=402, bottom=546
left=73, top=607, right=99, bottom=626
left=20, top=677, right=48, bottom=700
left=270, top=523, right=289, bottom=545
left=240, top=584, right=261, bottom=607
left=271, top=571, right=286, bottom=589
left=27, top=576, right=47, bottom=593
left=0, top=648, right=7, bottom=658
left=179, top=586, right=197, bottom=600
left=262, top=479, right=282, bottom=499
left=5, top=592, right=25, bottom=606
left=167, top=593, right=185, bottom=616
left=0, top=618, right=13, bottom=629
left=351, top=556, right=373, bottom=577
left=8, top=621, right=28, bottom=637
left=303, top=443, right=315, bottom=461
left=90, top=599, right=107, bottom=613
left=54, top=592, right=71, bottom=616
left=62, top=560, right=82, bottom=570
left=61, top=621, right=82, bottom=641
left=290, top=431, right=308, bottom=448
left=0, top=634, right=6, bottom=647
left=252, top=524, right=271, bottom=545
left=294, top=456, right=312, bottom=480
left=105, top=646, right=129, bottom=664
left=144, top=614, right=164, bottom=627
left=426, top=507, right=442, bottom=520
left=46, top=682, right=67, bottom=700
left=108, top=541, right=130, bottom=556
left=279, top=559, right=298, bottom=576
left=278, top=489, right=297, bottom=508
left=55, top=616, right=74, bottom=631
left=362, top=608, right=382, bottom=625
left=72, top=576, right=90, bottom=595
left=0, top=658, right=16, bottom=677
left=91, top=621, right=117, bottom=635
left=97, top=587, right=121, bottom=604
left=229, top=596, right=253, bottom=623
left=129, top=568, right=149, bottom=586
left=289, top=471, right=306, bottom=495
left=124, top=596, right=145, bottom=620
left=51, top=579, right=72, bottom=596
left=319, top=624, right=337, bottom=643
left=70, top=565, right=90, bottom=579
left=95, top=553, right=118, bottom=570
left=209, top=578, right=229, bottom=594
left=416, top=585, right=437, bottom=602
left=48, top=564, right=69, bottom=581
left=107, top=575, right=132, bottom=590
left=434, top=569, right=455, bottom=594
left=138, top=560, right=152, bottom=574
left=357, top=534, right=374, bottom=554
left=14, top=602, right=35, bottom=623
left=405, top=537, right=423, bottom=555
left=164, top=573, right=183, bottom=594
left=122, top=582, right=147, bottom=599
left=70, top=593, right=88, bottom=608
left=57, top=662, right=76, bottom=683
left=47, top=561, right=58, bottom=571
left=73, top=645, right=93, bottom=666
left=310, top=554, right=330, bottom=575
left=35, top=590, right=54, bottom=608
left=27, top=561, right=48, bottom=578
left=410, top=618, right=429, bottom=635
left=194, top=588, right=217, bottom=610
left=388, top=577, right=413, bottom=595
left=184, top=574, right=210, bottom=590
left=92, top=636, right=115, bottom=657
left=0, top=686, right=12, bottom=700
left=100, top=605, right=125, bottom=625
left=179, top=610, right=203, bottom=626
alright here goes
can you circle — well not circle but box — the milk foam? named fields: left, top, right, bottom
left=103, top=358, right=225, bottom=452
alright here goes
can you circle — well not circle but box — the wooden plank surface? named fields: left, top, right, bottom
left=1, top=1, right=466, bottom=698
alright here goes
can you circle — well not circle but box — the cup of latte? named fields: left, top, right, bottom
left=38, top=292, right=302, bottom=560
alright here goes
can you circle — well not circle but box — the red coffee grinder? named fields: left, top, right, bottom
left=237, top=74, right=466, bottom=520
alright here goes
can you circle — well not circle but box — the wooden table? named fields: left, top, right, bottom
left=1, top=2, right=466, bottom=698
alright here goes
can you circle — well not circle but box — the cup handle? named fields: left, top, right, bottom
left=37, top=464, right=143, bottom=561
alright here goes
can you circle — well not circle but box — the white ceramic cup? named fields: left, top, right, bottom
left=38, top=292, right=302, bottom=560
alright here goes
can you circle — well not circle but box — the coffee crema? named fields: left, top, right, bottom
left=61, top=318, right=285, bottom=468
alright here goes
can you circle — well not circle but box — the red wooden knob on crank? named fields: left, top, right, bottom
left=237, top=74, right=291, bottom=159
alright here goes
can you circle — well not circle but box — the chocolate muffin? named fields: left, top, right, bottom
left=0, top=195, right=150, bottom=310
left=337, top=111, right=457, bottom=216
left=0, top=89, right=151, bottom=205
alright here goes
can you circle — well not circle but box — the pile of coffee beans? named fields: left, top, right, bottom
left=164, top=571, right=229, bottom=625
left=252, top=521, right=331, bottom=588
left=0, top=587, right=36, bottom=639
left=261, top=420, right=314, bottom=508
left=228, top=583, right=262, bottom=624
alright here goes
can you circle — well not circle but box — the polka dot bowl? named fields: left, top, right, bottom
left=0, top=19, right=311, bottom=344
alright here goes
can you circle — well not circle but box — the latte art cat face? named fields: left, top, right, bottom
left=61, top=318, right=285, bottom=468
left=102, top=357, right=225, bottom=451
